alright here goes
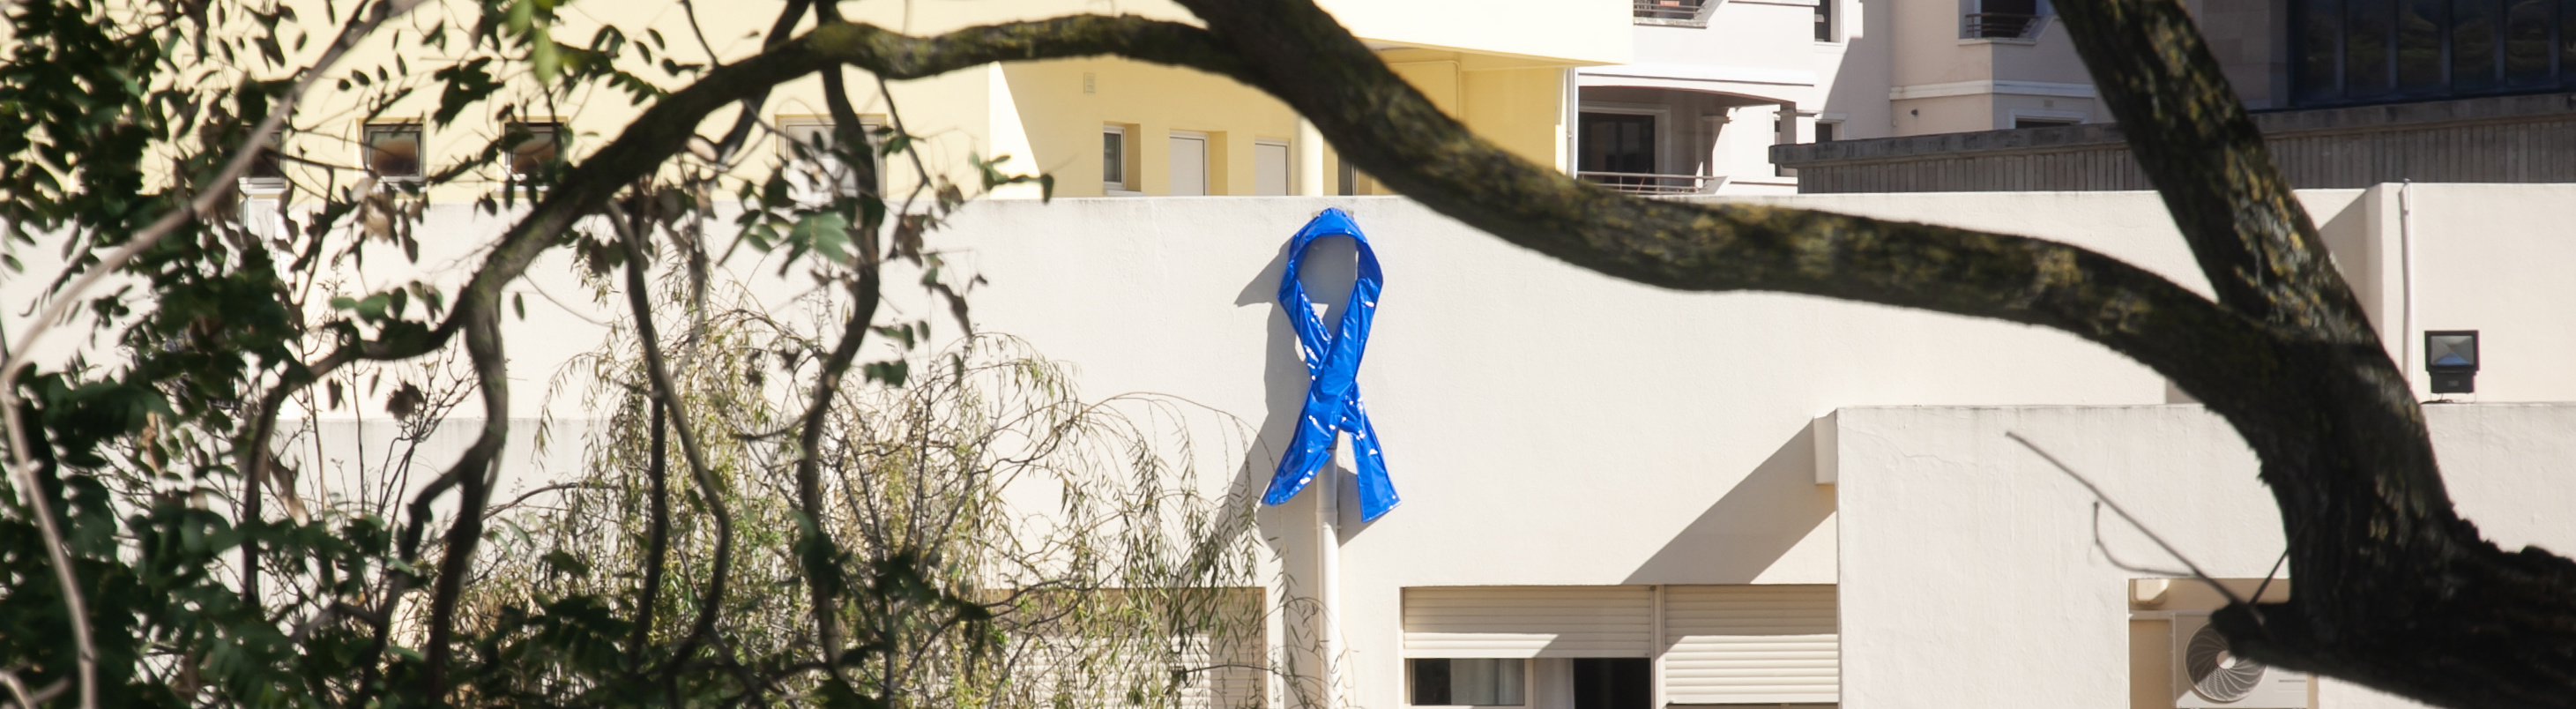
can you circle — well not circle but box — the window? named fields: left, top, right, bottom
left=1577, top=112, right=1657, bottom=175
left=2014, top=116, right=2081, bottom=129
left=1102, top=124, right=1136, bottom=193
left=507, top=122, right=561, bottom=177
left=1410, top=659, right=1525, bottom=706
left=2294, top=0, right=2576, bottom=106
left=1964, top=0, right=2044, bottom=38
left=363, top=123, right=423, bottom=179
left=1813, top=121, right=1840, bottom=143
left=781, top=116, right=883, bottom=197
left=1572, top=659, right=1650, bottom=709
left=1816, top=0, right=1836, bottom=41
left=1168, top=131, right=1210, bottom=196
left=1254, top=139, right=1292, bottom=196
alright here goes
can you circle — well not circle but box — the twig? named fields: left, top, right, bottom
left=481, top=481, right=606, bottom=519
left=2008, top=431, right=2246, bottom=607
left=2090, top=503, right=2193, bottom=578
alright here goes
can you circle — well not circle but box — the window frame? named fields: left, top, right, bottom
left=1576, top=101, right=1675, bottom=178
left=1102, top=123, right=1141, bottom=195
left=778, top=114, right=888, bottom=198
left=361, top=121, right=426, bottom=182
left=506, top=120, right=564, bottom=180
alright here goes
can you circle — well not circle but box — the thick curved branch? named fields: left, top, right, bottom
left=2050, top=0, right=2367, bottom=336
left=417, top=303, right=510, bottom=701
left=608, top=206, right=737, bottom=670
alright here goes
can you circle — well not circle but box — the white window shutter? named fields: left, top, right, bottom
left=1660, top=585, right=1839, bottom=705
left=1402, top=586, right=1654, bottom=658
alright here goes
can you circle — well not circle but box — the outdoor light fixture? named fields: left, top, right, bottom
left=2426, top=330, right=2479, bottom=395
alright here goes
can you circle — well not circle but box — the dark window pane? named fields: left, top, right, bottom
left=2456, top=0, right=2502, bottom=90
left=2348, top=0, right=2395, bottom=93
left=508, top=123, right=559, bottom=176
left=247, top=148, right=283, bottom=179
left=2505, top=0, right=2553, bottom=84
left=2299, top=0, right=2345, bottom=100
left=1102, top=130, right=1125, bottom=186
left=1816, top=0, right=1834, bottom=41
left=2564, top=0, right=2576, bottom=82
left=1571, top=659, right=1651, bottom=709
left=2398, top=0, right=2446, bottom=88
left=1411, top=659, right=1452, bottom=705
left=1578, top=112, right=1657, bottom=176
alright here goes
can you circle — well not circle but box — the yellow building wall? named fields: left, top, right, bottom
left=1002, top=58, right=1300, bottom=198
left=1337, top=49, right=1570, bottom=195
left=235, top=0, right=1597, bottom=205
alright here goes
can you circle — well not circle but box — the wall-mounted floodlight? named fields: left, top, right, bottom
left=2426, top=330, right=2479, bottom=395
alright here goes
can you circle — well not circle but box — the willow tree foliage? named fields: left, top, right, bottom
left=0, top=0, right=2571, bottom=707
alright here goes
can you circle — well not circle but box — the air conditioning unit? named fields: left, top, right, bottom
left=2171, top=612, right=2308, bottom=708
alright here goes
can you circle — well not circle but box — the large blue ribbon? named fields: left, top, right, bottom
left=1262, top=208, right=1400, bottom=522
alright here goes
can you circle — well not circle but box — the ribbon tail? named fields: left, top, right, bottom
left=1262, top=391, right=1345, bottom=506
left=1349, top=403, right=1399, bottom=521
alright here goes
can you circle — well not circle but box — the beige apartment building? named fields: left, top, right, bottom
left=1766, top=0, right=2576, bottom=190
left=250, top=0, right=1627, bottom=208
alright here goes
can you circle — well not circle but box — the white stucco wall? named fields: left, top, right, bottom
left=914, top=195, right=2183, bottom=709
left=1832, top=403, right=2576, bottom=709
left=11, top=187, right=2572, bottom=709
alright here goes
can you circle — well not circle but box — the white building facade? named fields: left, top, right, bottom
left=227, top=184, right=2576, bottom=709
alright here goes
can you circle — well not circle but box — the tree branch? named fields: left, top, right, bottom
left=417, top=302, right=510, bottom=701
left=607, top=205, right=738, bottom=675
left=629, top=396, right=672, bottom=671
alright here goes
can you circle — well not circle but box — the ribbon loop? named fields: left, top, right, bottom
left=1262, top=208, right=1400, bottom=521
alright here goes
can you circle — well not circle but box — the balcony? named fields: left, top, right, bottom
left=1634, top=0, right=1714, bottom=27
left=1961, top=12, right=2043, bottom=40
left=1579, top=171, right=1727, bottom=195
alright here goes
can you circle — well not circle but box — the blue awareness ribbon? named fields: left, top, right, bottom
left=1262, top=208, right=1400, bottom=522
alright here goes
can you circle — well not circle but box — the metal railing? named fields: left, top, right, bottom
left=1962, top=12, right=2043, bottom=39
left=1578, top=171, right=1726, bottom=195
left=1634, top=0, right=1711, bottom=26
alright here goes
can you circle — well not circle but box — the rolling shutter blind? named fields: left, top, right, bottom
left=1661, top=585, right=1839, bottom=705
left=1402, top=586, right=1653, bottom=658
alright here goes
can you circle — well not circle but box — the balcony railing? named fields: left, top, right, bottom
left=1579, top=171, right=1727, bottom=196
left=1962, top=12, right=2043, bottom=39
left=1634, top=0, right=1713, bottom=26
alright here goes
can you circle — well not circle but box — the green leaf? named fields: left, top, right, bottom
left=863, top=360, right=910, bottom=387
left=357, top=294, right=391, bottom=320
left=540, top=549, right=591, bottom=577
left=513, top=293, right=527, bottom=320
left=792, top=212, right=854, bottom=264
left=532, top=28, right=561, bottom=81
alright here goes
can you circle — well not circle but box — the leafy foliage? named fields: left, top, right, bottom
left=0, top=0, right=1274, bottom=706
